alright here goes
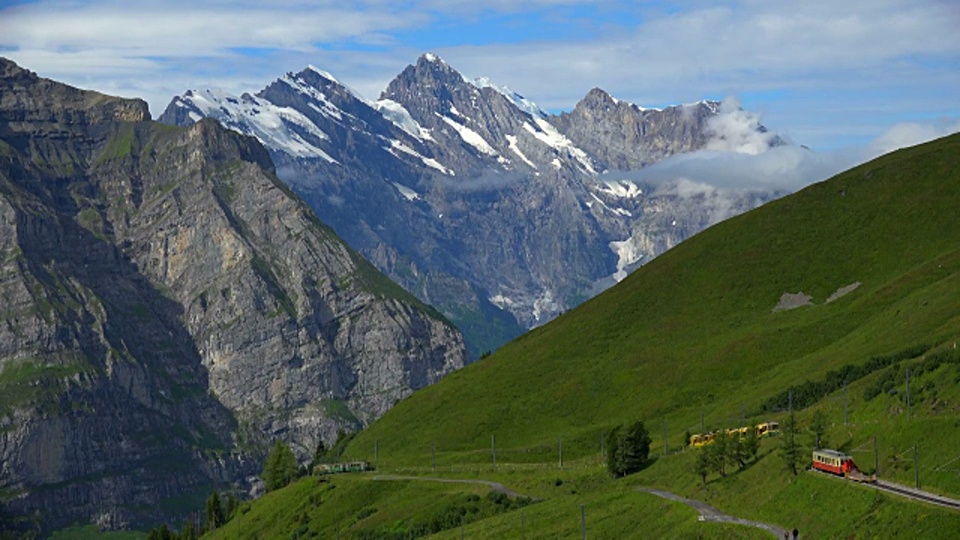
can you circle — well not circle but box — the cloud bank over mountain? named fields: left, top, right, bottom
left=607, top=103, right=960, bottom=196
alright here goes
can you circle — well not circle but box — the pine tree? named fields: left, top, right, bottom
left=180, top=521, right=198, bottom=540
left=780, top=413, right=803, bottom=475
left=621, top=421, right=652, bottom=474
left=695, top=448, right=711, bottom=485
left=605, top=426, right=624, bottom=477
left=710, top=430, right=728, bottom=477
left=262, top=440, right=300, bottom=491
left=606, top=421, right=652, bottom=477
left=309, top=439, right=328, bottom=473
left=224, top=493, right=239, bottom=522
left=205, top=492, right=225, bottom=531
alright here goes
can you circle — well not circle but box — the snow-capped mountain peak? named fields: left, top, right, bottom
left=472, top=77, right=546, bottom=118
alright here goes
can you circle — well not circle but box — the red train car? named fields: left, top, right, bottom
left=812, top=448, right=856, bottom=476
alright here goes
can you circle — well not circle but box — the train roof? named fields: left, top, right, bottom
left=813, top=448, right=851, bottom=459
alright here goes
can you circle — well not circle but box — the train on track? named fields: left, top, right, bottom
left=689, top=421, right=780, bottom=447
left=811, top=448, right=876, bottom=482
left=313, top=461, right=373, bottom=475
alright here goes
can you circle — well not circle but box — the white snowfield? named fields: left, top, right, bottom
left=523, top=120, right=596, bottom=174
left=374, top=99, right=434, bottom=141
left=177, top=88, right=338, bottom=163
left=392, top=182, right=421, bottom=201
left=471, top=76, right=546, bottom=118
left=438, top=114, right=499, bottom=156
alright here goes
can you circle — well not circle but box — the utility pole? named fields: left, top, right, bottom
left=663, top=420, right=668, bottom=456
left=843, top=382, right=848, bottom=425
left=874, top=436, right=879, bottom=476
left=559, top=437, right=563, bottom=469
left=580, top=505, right=586, bottom=540
left=914, top=443, right=919, bottom=489
left=906, top=369, right=911, bottom=419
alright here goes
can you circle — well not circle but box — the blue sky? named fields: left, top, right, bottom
left=0, top=0, right=957, bottom=153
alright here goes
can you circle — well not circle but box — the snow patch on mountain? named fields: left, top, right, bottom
left=305, top=64, right=341, bottom=84
left=176, top=89, right=337, bottom=162
left=506, top=135, right=536, bottom=169
left=281, top=75, right=349, bottom=122
left=523, top=119, right=596, bottom=174
left=381, top=138, right=452, bottom=175
left=439, top=114, right=499, bottom=156
left=588, top=192, right=632, bottom=217
left=374, top=99, right=433, bottom=140
left=597, top=180, right=643, bottom=199
left=489, top=294, right=516, bottom=310
left=472, top=77, right=546, bottom=118
left=392, top=182, right=421, bottom=201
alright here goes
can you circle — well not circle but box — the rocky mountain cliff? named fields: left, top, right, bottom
left=0, top=58, right=465, bottom=534
left=161, top=53, right=783, bottom=356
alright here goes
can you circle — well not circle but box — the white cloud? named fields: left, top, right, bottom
left=0, top=1, right=955, bottom=149
left=866, top=119, right=960, bottom=156
left=704, top=97, right=779, bottom=155
left=604, top=116, right=960, bottom=196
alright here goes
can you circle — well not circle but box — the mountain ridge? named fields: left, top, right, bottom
left=161, top=53, right=783, bottom=356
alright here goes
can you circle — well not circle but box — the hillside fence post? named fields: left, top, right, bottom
left=559, top=437, right=563, bottom=469
left=492, top=434, right=496, bottom=468
left=581, top=504, right=586, bottom=540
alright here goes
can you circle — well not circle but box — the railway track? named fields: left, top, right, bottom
left=871, top=479, right=960, bottom=511
left=810, top=468, right=960, bottom=511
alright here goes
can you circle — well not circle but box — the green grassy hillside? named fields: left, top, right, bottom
left=198, top=134, right=960, bottom=538
left=344, top=133, right=960, bottom=467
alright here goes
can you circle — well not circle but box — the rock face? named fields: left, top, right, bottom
left=161, top=53, right=784, bottom=356
left=0, top=58, right=466, bottom=533
left=549, top=88, right=719, bottom=170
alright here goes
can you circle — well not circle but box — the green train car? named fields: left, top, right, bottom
left=313, top=461, right=373, bottom=475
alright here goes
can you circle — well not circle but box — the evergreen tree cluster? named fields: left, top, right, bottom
left=758, top=343, right=930, bottom=413
left=606, top=421, right=653, bottom=477
left=694, top=426, right=760, bottom=484
left=145, top=491, right=239, bottom=539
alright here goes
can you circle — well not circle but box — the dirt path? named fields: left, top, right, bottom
left=637, top=487, right=790, bottom=539
left=371, top=474, right=531, bottom=499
